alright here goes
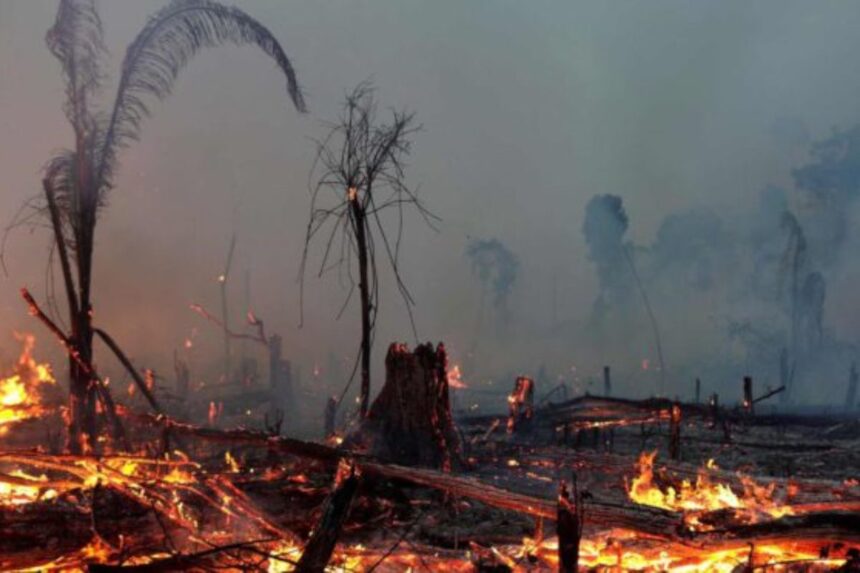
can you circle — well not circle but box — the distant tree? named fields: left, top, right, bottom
left=18, top=0, right=305, bottom=452
left=465, top=237, right=519, bottom=319
left=583, top=194, right=666, bottom=394
left=301, top=83, right=435, bottom=418
left=582, top=194, right=630, bottom=317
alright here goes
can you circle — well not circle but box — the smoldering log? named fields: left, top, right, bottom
left=127, top=413, right=860, bottom=547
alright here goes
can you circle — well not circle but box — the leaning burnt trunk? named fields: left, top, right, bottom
left=349, top=342, right=462, bottom=470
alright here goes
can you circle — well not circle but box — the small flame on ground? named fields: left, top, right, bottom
left=0, top=334, right=56, bottom=436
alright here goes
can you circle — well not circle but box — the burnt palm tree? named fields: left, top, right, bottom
left=31, top=0, right=305, bottom=452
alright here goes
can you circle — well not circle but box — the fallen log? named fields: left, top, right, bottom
left=129, top=413, right=860, bottom=547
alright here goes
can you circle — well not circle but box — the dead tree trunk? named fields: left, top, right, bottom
left=669, top=402, right=681, bottom=460
left=349, top=342, right=461, bottom=470
left=557, top=477, right=583, bottom=573
left=295, top=461, right=359, bottom=573
left=351, top=196, right=372, bottom=419
left=268, top=335, right=293, bottom=416
left=507, top=376, right=535, bottom=434
left=603, top=366, right=612, bottom=396
left=847, top=362, right=858, bottom=411
left=743, top=376, right=754, bottom=415
left=324, top=396, right=337, bottom=439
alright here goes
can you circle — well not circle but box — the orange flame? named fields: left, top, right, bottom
left=0, top=334, right=56, bottom=436
left=627, top=451, right=793, bottom=529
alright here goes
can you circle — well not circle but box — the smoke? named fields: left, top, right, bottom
left=793, top=126, right=860, bottom=267
left=576, top=127, right=860, bottom=405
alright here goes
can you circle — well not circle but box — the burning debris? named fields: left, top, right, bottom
left=0, top=1, right=859, bottom=572
left=0, top=334, right=56, bottom=436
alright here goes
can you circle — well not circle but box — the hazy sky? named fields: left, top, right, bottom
left=1, top=1, right=860, bottom=398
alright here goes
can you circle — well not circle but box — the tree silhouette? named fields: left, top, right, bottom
left=21, top=0, right=305, bottom=452
left=301, top=83, right=436, bottom=418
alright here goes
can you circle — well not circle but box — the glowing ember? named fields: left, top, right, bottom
left=0, top=334, right=56, bottom=435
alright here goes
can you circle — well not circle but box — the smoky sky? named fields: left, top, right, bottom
left=2, top=1, right=860, bottom=405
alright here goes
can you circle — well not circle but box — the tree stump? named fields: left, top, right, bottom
left=507, top=376, right=535, bottom=434
left=350, top=342, right=462, bottom=470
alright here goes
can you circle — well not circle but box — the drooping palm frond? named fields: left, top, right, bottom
left=96, top=0, right=307, bottom=196
left=46, top=0, right=106, bottom=131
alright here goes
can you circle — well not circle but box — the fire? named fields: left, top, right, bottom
left=446, top=363, right=468, bottom=389
left=225, top=450, right=240, bottom=473
left=0, top=334, right=56, bottom=435
left=627, top=451, right=793, bottom=529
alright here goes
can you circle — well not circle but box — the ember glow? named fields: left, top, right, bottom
left=447, top=363, right=468, bottom=389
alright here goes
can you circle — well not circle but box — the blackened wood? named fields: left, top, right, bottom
left=743, top=376, right=754, bottom=415
left=668, top=402, right=681, bottom=460
left=295, top=462, right=359, bottom=572
left=352, top=342, right=461, bottom=469
left=557, top=481, right=581, bottom=573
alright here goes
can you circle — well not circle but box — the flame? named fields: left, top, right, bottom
left=446, top=364, right=468, bottom=389
left=225, top=450, right=240, bottom=473
left=0, top=334, right=56, bottom=435
left=627, top=451, right=793, bottom=528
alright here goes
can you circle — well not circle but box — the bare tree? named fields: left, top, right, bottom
left=18, top=0, right=305, bottom=453
left=301, top=83, right=436, bottom=418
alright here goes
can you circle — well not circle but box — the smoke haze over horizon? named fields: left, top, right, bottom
left=2, top=1, right=860, bottom=417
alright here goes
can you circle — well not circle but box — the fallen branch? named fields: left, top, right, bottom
left=21, top=288, right=129, bottom=450
left=93, top=328, right=161, bottom=414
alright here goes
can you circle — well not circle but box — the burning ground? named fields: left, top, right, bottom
left=0, top=337, right=857, bottom=572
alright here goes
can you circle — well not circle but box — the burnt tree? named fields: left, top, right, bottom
left=13, top=0, right=305, bottom=452
left=348, top=342, right=461, bottom=470
left=301, top=83, right=436, bottom=418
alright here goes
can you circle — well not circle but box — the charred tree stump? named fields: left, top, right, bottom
left=507, top=376, right=535, bottom=434
left=743, top=376, right=754, bottom=415
left=349, top=342, right=461, bottom=470
left=557, top=476, right=583, bottom=573
left=295, top=461, right=359, bottom=573
left=668, top=402, right=682, bottom=460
